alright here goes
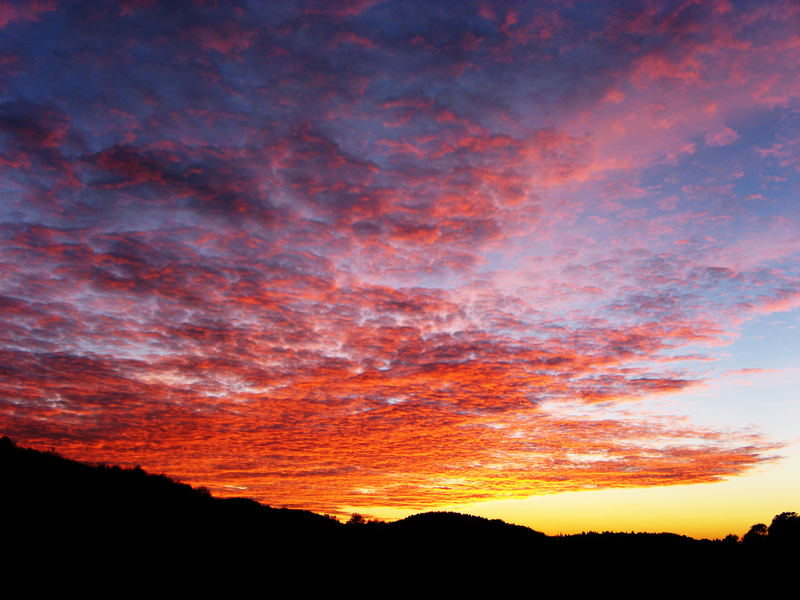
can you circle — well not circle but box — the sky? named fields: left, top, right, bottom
left=0, top=0, right=798, bottom=538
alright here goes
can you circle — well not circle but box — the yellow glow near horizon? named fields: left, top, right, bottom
left=353, top=442, right=800, bottom=539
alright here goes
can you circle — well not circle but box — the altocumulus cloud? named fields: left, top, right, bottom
left=0, top=0, right=797, bottom=512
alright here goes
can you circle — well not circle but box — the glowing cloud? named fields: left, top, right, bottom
left=0, top=0, right=797, bottom=515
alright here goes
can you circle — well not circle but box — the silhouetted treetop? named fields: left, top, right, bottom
left=742, top=522, right=768, bottom=545
left=768, top=511, right=800, bottom=544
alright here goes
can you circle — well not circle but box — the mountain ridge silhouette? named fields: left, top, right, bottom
left=2, top=436, right=795, bottom=596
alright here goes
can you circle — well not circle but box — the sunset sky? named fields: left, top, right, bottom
left=1, top=0, right=798, bottom=538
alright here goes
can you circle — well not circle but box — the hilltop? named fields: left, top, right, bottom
left=1, top=437, right=795, bottom=596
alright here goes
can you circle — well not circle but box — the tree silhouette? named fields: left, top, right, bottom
left=347, top=513, right=365, bottom=525
left=767, top=511, right=800, bottom=545
left=742, top=522, right=768, bottom=546
left=722, top=533, right=739, bottom=545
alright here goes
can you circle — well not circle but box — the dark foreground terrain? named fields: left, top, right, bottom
left=2, top=437, right=796, bottom=597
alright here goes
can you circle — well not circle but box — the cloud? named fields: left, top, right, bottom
left=0, top=0, right=797, bottom=513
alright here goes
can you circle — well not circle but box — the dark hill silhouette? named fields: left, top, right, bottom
left=396, top=509, right=548, bottom=537
left=1, top=436, right=796, bottom=596
left=1, top=435, right=338, bottom=561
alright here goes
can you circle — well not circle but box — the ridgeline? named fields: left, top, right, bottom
left=2, top=437, right=796, bottom=596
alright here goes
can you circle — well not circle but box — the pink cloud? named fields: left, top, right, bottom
left=754, top=288, right=800, bottom=314
left=0, top=0, right=797, bottom=515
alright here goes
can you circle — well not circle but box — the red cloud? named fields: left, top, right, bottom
left=1, top=0, right=797, bottom=516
